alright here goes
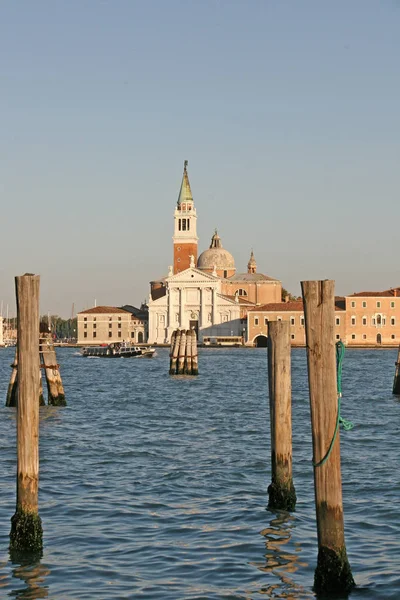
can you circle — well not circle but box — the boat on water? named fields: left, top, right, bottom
left=81, top=342, right=155, bottom=358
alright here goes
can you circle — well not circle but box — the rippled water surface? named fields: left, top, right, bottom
left=0, top=347, right=399, bottom=599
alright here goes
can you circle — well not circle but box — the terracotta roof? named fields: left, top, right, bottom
left=249, top=297, right=346, bottom=312
left=79, top=306, right=130, bottom=315
left=348, top=288, right=400, bottom=298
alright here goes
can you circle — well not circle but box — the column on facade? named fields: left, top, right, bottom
left=200, top=287, right=206, bottom=328
left=179, top=288, right=183, bottom=329
left=167, top=288, right=172, bottom=329
left=212, top=288, right=217, bottom=324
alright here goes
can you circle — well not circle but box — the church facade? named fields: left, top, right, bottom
left=147, top=162, right=282, bottom=344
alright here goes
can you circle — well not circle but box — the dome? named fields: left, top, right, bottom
left=197, top=230, right=235, bottom=272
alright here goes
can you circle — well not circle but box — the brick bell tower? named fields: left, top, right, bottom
left=173, top=160, right=198, bottom=274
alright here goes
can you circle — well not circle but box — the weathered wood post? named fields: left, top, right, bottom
left=301, top=280, right=354, bottom=595
left=177, top=329, right=186, bottom=375
left=392, top=345, right=400, bottom=395
left=39, top=369, right=45, bottom=406
left=184, top=329, right=192, bottom=374
left=39, top=333, right=66, bottom=406
left=267, top=320, right=296, bottom=511
left=191, top=329, right=198, bottom=375
left=6, top=350, right=18, bottom=407
left=10, top=274, right=43, bottom=558
left=169, top=330, right=177, bottom=374
left=169, top=329, right=180, bottom=375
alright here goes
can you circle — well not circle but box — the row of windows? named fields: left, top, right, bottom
left=83, top=316, right=123, bottom=322
left=350, top=300, right=396, bottom=308
left=178, top=218, right=191, bottom=231
left=350, top=316, right=396, bottom=326
left=271, top=332, right=397, bottom=342
left=84, top=323, right=123, bottom=329
left=83, top=331, right=137, bottom=339
left=254, top=315, right=398, bottom=327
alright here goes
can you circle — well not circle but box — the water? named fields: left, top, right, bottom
left=0, top=346, right=399, bottom=599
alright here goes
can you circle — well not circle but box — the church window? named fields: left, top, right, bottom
left=187, top=219, right=190, bottom=231
left=182, top=219, right=187, bottom=231
left=182, top=204, right=186, bottom=211
left=377, top=315, right=382, bottom=325
left=178, top=219, right=181, bottom=231
left=236, top=289, right=248, bottom=296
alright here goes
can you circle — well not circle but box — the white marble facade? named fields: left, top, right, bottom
left=148, top=267, right=243, bottom=344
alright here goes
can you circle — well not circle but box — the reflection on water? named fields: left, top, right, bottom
left=8, top=560, right=49, bottom=599
left=254, top=512, right=313, bottom=599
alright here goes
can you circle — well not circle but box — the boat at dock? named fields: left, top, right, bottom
left=81, top=343, right=155, bottom=358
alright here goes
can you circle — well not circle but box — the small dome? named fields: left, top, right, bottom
left=197, top=230, right=235, bottom=271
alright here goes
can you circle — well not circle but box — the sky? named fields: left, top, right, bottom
left=1, top=0, right=399, bottom=318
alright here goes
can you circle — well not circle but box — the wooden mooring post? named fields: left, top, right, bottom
left=392, top=345, right=400, bottom=395
left=169, top=329, right=198, bottom=376
left=6, top=349, right=18, bottom=407
left=9, top=274, right=43, bottom=559
left=39, top=332, right=66, bottom=406
left=267, top=320, right=296, bottom=511
left=301, top=280, right=354, bottom=595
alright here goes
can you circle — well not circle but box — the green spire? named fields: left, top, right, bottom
left=177, top=160, right=194, bottom=206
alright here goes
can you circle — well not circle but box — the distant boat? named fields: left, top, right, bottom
left=81, top=342, right=155, bottom=358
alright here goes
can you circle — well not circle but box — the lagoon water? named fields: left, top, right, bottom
left=0, top=346, right=399, bottom=599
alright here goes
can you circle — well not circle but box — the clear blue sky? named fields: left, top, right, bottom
left=1, top=0, right=399, bottom=317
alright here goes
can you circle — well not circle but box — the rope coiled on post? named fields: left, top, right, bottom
left=313, top=340, right=354, bottom=468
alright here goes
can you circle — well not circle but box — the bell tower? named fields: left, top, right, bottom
left=173, top=160, right=198, bottom=274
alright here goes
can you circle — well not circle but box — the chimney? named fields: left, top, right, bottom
left=285, top=295, right=289, bottom=303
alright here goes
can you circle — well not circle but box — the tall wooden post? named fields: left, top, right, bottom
left=301, top=280, right=354, bottom=595
left=10, top=274, right=43, bottom=558
left=393, top=345, right=400, bottom=395
left=39, top=333, right=66, bottom=406
left=6, top=350, right=18, bottom=407
left=184, top=329, right=192, bottom=374
left=191, top=329, right=198, bottom=375
left=177, top=329, right=186, bottom=375
left=169, top=330, right=180, bottom=375
left=267, top=320, right=296, bottom=511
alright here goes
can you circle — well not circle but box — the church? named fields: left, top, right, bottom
left=147, top=162, right=282, bottom=344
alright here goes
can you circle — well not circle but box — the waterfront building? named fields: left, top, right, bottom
left=77, top=305, right=147, bottom=345
left=247, top=288, right=400, bottom=347
left=148, top=161, right=281, bottom=344
left=345, top=288, right=400, bottom=346
left=247, top=298, right=346, bottom=347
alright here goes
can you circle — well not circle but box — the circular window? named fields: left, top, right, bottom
left=177, top=246, right=181, bottom=251
left=177, top=258, right=181, bottom=262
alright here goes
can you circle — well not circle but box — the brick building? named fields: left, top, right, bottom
left=247, top=288, right=400, bottom=347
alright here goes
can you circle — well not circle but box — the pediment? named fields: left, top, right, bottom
left=167, top=267, right=218, bottom=284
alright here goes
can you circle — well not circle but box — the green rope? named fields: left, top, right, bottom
left=313, top=340, right=354, bottom=468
